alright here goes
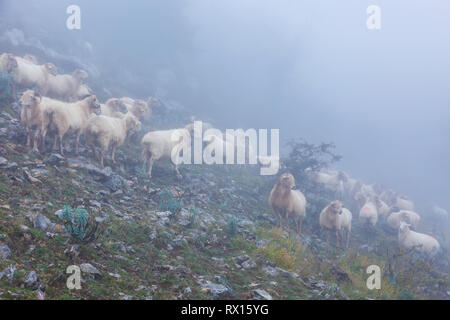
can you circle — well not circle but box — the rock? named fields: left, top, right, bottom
left=89, top=200, right=102, bottom=208
left=34, top=213, right=55, bottom=232
left=263, top=266, right=279, bottom=277
left=0, top=156, right=7, bottom=167
left=235, top=255, right=256, bottom=269
left=103, top=173, right=127, bottom=193
left=0, top=243, right=11, bottom=260
left=1, top=265, right=16, bottom=281
left=25, top=271, right=39, bottom=289
left=242, top=259, right=257, bottom=269
left=45, top=154, right=66, bottom=166
left=5, top=162, right=18, bottom=170
left=184, top=287, right=192, bottom=294
left=253, top=289, right=273, bottom=300
left=54, top=209, right=64, bottom=219
left=201, top=283, right=230, bottom=296
left=80, top=263, right=101, bottom=275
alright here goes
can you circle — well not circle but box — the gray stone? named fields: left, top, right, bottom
left=80, top=263, right=101, bottom=275
left=2, top=265, right=16, bottom=281
left=201, top=283, right=230, bottom=296
left=0, top=156, right=7, bottom=166
left=25, top=271, right=39, bottom=289
left=253, top=289, right=273, bottom=300
left=45, top=154, right=66, bottom=165
left=34, top=213, right=54, bottom=232
left=0, top=243, right=11, bottom=260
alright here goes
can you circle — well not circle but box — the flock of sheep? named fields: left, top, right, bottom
left=1, top=52, right=447, bottom=259
left=269, top=164, right=445, bottom=258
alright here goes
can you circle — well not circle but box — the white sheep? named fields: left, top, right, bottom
left=319, top=200, right=352, bottom=248
left=374, top=196, right=391, bottom=219
left=310, top=169, right=347, bottom=196
left=10, top=56, right=57, bottom=95
left=0, top=53, right=18, bottom=73
left=268, top=173, right=307, bottom=234
left=387, top=210, right=420, bottom=230
left=141, top=126, right=192, bottom=179
left=85, top=113, right=141, bottom=168
left=359, top=196, right=378, bottom=227
left=74, top=84, right=92, bottom=101
left=398, top=222, right=440, bottom=257
left=44, top=69, right=89, bottom=101
left=120, top=97, right=150, bottom=121
left=432, top=205, right=448, bottom=221
left=395, top=195, right=415, bottom=211
left=19, top=90, right=44, bottom=152
left=100, top=98, right=128, bottom=117
left=40, top=95, right=101, bottom=155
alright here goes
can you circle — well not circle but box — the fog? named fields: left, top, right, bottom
left=1, top=0, right=449, bottom=211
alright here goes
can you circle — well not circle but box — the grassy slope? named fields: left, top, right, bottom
left=0, top=100, right=449, bottom=300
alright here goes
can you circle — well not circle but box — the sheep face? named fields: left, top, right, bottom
left=20, top=90, right=41, bottom=107
left=44, top=63, right=58, bottom=76
left=73, top=69, right=88, bottom=80
left=147, top=97, right=160, bottom=108
left=5, top=54, right=18, bottom=72
left=279, top=173, right=296, bottom=190
left=86, top=95, right=102, bottom=115
left=398, top=221, right=410, bottom=234
left=330, top=200, right=343, bottom=215
left=107, top=98, right=128, bottom=113
left=133, top=100, right=148, bottom=117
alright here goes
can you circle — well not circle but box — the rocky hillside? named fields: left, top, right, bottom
left=0, top=97, right=449, bottom=300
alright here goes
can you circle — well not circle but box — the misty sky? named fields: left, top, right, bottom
left=0, top=0, right=449, bottom=211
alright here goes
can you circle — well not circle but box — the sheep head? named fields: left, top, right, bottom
left=85, top=95, right=101, bottom=115
left=20, top=90, right=42, bottom=108
left=5, top=54, right=18, bottom=73
left=147, top=97, right=160, bottom=108
left=329, top=200, right=343, bottom=215
left=106, top=98, right=128, bottom=113
left=44, top=63, right=58, bottom=76
left=398, top=221, right=410, bottom=234
left=132, top=99, right=149, bottom=118
left=278, top=173, right=296, bottom=190
left=125, top=114, right=141, bottom=135
left=73, top=69, right=89, bottom=80
left=23, top=54, right=38, bottom=64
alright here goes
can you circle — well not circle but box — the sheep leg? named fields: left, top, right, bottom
left=11, top=83, right=16, bottom=100
left=40, top=128, right=47, bottom=153
left=299, top=216, right=303, bottom=235
left=90, top=145, right=97, bottom=162
left=295, top=216, right=300, bottom=234
left=52, top=135, right=58, bottom=150
left=147, top=156, right=154, bottom=178
left=75, top=131, right=81, bottom=155
left=285, top=211, right=290, bottom=233
left=346, top=230, right=350, bottom=248
left=335, top=230, right=340, bottom=247
left=32, top=131, right=40, bottom=153
left=25, top=127, right=31, bottom=147
left=111, top=145, right=117, bottom=164
left=276, top=209, right=283, bottom=230
left=99, top=149, right=105, bottom=169
left=326, top=230, right=329, bottom=244
left=59, top=134, right=64, bottom=156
